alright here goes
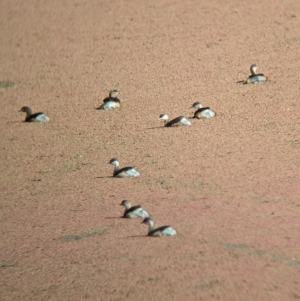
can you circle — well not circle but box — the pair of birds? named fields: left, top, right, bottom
left=159, top=101, right=216, bottom=128
left=18, top=90, right=121, bottom=122
left=120, top=200, right=177, bottom=237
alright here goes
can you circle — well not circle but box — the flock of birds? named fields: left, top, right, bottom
left=19, top=64, right=268, bottom=237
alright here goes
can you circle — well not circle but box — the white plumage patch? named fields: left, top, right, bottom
left=100, top=101, right=119, bottom=110
left=134, top=208, right=150, bottom=218
left=35, top=114, right=50, bottom=122
left=124, top=169, right=140, bottom=177
left=201, top=109, right=215, bottom=118
left=180, top=117, right=191, bottom=126
left=161, top=227, right=177, bottom=236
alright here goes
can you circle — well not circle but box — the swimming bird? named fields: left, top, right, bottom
left=97, top=90, right=121, bottom=110
left=159, top=114, right=191, bottom=127
left=120, top=200, right=150, bottom=218
left=142, top=217, right=177, bottom=237
left=190, top=102, right=216, bottom=119
left=19, top=106, right=50, bottom=122
left=243, top=64, right=268, bottom=84
left=109, top=158, right=140, bottom=178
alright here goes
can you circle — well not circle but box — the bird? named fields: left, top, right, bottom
left=190, top=102, right=216, bottom=119
left=159, top=114, right=191, bottom=127
left=120, top=200, right=150, bottom=218
left=97, top=90, right=121, bottom=110
left=19, top=106, right=50, bottom=122
left=141, top=217, right=177, bottom=237
left=109, top=158, right=140, bottom=178
left=243, top=64, right=268, bottom=84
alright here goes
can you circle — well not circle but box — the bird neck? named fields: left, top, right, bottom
left=123, top=202, right=131, bottom=210
left=250, top=67, right=257, bottom=75
left=147, top=220, right=155, bottom=233
left=25, top=108, right=32, bottom=117
left=113, top=162, right=120, bottom=175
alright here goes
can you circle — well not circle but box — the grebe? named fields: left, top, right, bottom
left=120, top=200, right=150, bottom=218
left=243, top=64, right=268, bottom=84
left=159, top=114, right=191, bottom=127
left=19, top=106, right=50, bottom=122
left=109, top=158, right=140, bottom=178
left=142, top=217, right=177, bottom=237
left=190, top=102, right=216, bottom=119
left=97, top=90, right=121, bottom=110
